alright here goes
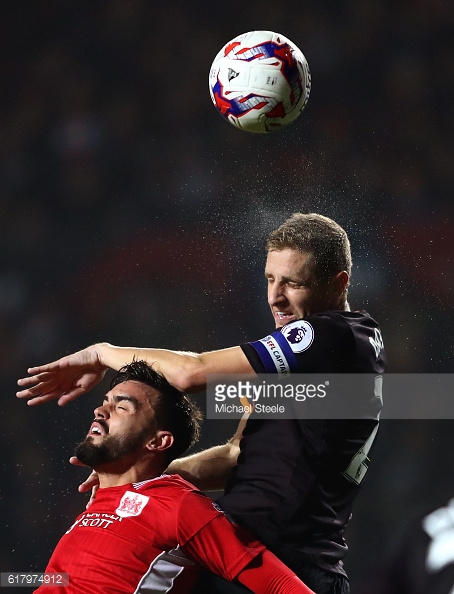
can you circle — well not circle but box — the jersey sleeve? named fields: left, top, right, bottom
left=241, top=329, right=300, bottom=375
left=237, top=549, right=315, bottom=594
left=241, top=314, right=355, bottom=375
left=176, top=491, right=267, bottom=581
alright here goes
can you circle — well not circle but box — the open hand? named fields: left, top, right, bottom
left=16, top=345, right=107, bottom=406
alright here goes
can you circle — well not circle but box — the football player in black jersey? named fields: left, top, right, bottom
left=17, top=213, right=385, bottom=594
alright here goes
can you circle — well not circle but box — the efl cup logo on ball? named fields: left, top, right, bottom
left=209, top=30, right=311, bottom=133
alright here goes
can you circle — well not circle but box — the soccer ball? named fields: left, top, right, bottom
left=209, top=30, right=311, bottom=133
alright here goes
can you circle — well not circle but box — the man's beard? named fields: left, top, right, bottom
left=75, top=429, right=150, bottom=469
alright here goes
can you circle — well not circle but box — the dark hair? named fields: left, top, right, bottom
left=110, top=360, right=202, bottom=464
left=266, top=213, right=352, bottom=284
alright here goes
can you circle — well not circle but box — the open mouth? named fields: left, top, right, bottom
left=276, top=311, right=294, bottom=321
left=89, top=421, right=108, bottom=436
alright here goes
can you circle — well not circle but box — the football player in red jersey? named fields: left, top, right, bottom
left=31, top=360, right=314, bottom=594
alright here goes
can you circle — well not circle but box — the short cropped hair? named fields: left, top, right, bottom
left=110, top=361, right=202, bottom=464
left=266, top=213, right=352, bottom=283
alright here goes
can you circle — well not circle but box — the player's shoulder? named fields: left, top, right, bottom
left=279, top=310, right=384, bottom=363
left=156, top=476, right=226, bottom=522
left=302, top=309, right=381, bottom=336
left=309, top=309, right=379, bottom=327
left=133, top=474, right=200, bottom=495
left=279, top=310, right=378, bottom=341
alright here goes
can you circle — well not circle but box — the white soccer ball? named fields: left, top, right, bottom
left=209, top=30, right=311, bottom=133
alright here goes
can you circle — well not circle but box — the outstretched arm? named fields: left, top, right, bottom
left=17, top=342, right=253, bottom=406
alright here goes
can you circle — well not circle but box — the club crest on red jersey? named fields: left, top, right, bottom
left=281, top=320, right=314, bottom=353
left=116, top=491, right=150, bottom=517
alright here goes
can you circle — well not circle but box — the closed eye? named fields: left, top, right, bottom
left=113, top=395, right=138, bottom=411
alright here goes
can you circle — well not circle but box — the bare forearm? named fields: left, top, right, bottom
left=166, top=410, right=249, bottom=491
left=166, top=440, right=239, bottom=491
left=96, top=342, right=252, bottom=394
left=96, top=343, right=206, bottom=392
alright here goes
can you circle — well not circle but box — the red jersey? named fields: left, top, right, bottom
left=36, top=474, right=266, bottom=594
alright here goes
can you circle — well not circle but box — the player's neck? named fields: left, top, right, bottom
left=323, top=298, right=349, bottom=313
left=97, top=462, right=166, bottom=488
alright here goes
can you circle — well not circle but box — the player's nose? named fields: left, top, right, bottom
left=93, top=404, right=109, bottom=419
left=268, top=282, right=286, bottom=305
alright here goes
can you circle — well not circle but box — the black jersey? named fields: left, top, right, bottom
left=217, top=310, right=386, bottom=577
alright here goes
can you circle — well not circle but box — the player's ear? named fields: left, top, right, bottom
left=146, top=431, right=174, bottom=453
left=332, top=271, right=349, bottom=296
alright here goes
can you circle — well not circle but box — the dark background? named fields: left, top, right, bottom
left=1, top=1, right=454, bottom=592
